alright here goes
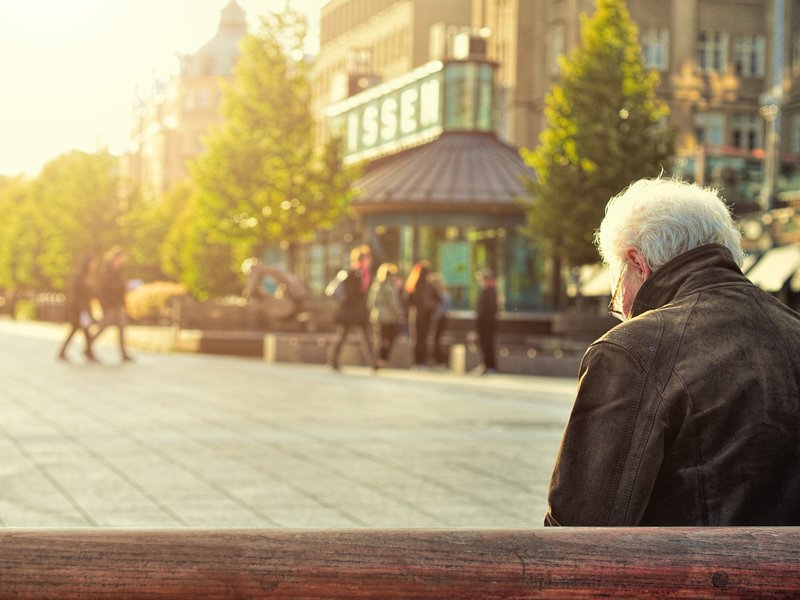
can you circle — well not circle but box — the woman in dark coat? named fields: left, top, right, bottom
left=404, top=260, right=441, bottom=367
left=368, top=262, right=405, bottom=367
left=57, top=254, right=98, bottom=362
left=328, top=245, right=377, bottom=371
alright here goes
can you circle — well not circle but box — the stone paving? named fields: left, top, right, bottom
left=0, top=319, right=577, bottom=529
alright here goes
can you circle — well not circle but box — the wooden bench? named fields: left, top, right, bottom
left=1, top=528, right=797, bottom=598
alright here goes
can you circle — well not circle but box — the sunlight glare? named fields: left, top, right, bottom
left=0, top=0, right=323, bottom=178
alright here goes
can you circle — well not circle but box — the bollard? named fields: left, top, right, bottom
left=263, top=334, right=277, bottom=363
left=450, top=343, right=466, bottom=374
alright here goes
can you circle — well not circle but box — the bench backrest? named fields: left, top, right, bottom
left=3, top=528, right=798, bottom=598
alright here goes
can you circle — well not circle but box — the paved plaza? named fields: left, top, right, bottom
left=0, top=319, right=577, bottom=529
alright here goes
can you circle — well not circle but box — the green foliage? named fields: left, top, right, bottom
left=0, top=177, right=34, bottom=289
left=191, top=3, right=354, bottom=261
left=0, top=151, right=123, bottom=291
left=121, top=180, right=193, bottom=281
left=160, top=191, right=242, bottom=300
left=12, top=299, right=37, bottom=321
left=521, top=0, right=675, bottom=268
left=0, top=4, right=357, bottom=303
left=36, top=151, right=123, bottom=285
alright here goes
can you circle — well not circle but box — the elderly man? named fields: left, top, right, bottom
left=545, top=178, right=800, bottom=526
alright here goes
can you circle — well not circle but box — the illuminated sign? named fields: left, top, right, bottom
left=327, top=61, right=444, bottom=165
left=327, top=60, right=495, bottom=165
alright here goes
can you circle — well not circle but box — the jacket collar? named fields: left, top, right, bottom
left=631, top=244, right=747, bottom=317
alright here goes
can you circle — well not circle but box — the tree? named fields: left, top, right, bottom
left=121, top=180, right=193, bottom=281
left=160, top=188, right=242, bottom=300
left=191, top=4, right=354, bottom=270
left=0, top=177, right=45, bottom=291
left=34, top=151, right=123, bottom=288
left=521, top=0, right=674, bottom=306
left=0, top=151, right=123, bottom=291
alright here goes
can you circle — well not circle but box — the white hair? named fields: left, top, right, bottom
left=596, top=178, right=744, bottom=274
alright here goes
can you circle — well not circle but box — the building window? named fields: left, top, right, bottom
left=202, top=56, right=214, bottom=76
left=641, top=27, right=670, bottom=71
left=694, top=112, right=725, bottom=146
left=198, top=88, right=210, bottom=110
left=793, top=32, right=800, bottom=77
left=733, top=35, right=765, bottom=77
left=548, top=23, right=566, bottom=76
left=697, top=31, right=728, bottom=73
left=791, top=113, right=800, bottom=154
left=348, top=48, right=372, bottom=74
left=731, top=114, right=763, bottom=150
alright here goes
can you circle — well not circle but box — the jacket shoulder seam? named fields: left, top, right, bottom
left=670, top=367, right=711, bottom=525
left=585, top=339, right=664, bottom=524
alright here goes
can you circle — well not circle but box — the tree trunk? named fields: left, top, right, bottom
left=551, top=250, right=563, bottom=310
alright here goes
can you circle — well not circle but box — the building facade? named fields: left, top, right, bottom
left=474, top=0, right=800, bottom=210
left=307, top=0, right=800, bottom=312
left=124, top=1, right=248, bottom=201
left=474, top=0, right=800, bottom=154
left=304, top=0, right=545, bottom=312
left=470, top=0, right=800, bottom=307
left=312, top=0, right=474, bottom=138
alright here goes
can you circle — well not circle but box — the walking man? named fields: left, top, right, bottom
left=92, top=246, right=134, bottom=362
left=57, top=254, right=99, bottom=363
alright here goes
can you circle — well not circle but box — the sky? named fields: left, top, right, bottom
left=0, top=0, right=326, bottom=178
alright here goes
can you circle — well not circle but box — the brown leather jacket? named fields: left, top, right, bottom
left=545, top=244, right=800, bottom=526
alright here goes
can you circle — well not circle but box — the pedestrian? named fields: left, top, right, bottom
left=92, top=246, right=134, bottom=362
left=367, top=262, right=405, bottom=368
left=404, top=260, right=441, bottom=368
left=428, top=272, right=451, bottom=367
left=475, top=269, right=498, bottom=374
left=545, top=177, right=800, bottom=527
left=327, top=245, right=377, bottom=371
left=57, top=254, right=99, bottom=363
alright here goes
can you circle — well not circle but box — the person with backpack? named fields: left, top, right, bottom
left=368, top=262, right=405, bottom=368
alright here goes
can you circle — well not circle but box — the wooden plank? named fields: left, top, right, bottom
left=0, top=528, right=797, bottom=598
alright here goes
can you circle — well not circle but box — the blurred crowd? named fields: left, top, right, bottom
left=326, top=244, right=498, bottom=374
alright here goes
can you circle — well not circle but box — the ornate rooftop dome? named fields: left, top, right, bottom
left=181, top=1, right=247, bottom=79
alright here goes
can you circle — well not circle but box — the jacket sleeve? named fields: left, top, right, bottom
left=544, top=341, right=666, bottom=526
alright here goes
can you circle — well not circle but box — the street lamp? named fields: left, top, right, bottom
left=759, top=91, right=781, bottom=212
left=758, top=0, right=785, bottom=213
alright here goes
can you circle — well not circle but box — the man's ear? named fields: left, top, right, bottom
left=625, top=248, right=652, bottom=280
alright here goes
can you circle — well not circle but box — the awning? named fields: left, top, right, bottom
left=354, top=131, right=534, bottom=212
left=746, top=245, right=800, bottom=292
